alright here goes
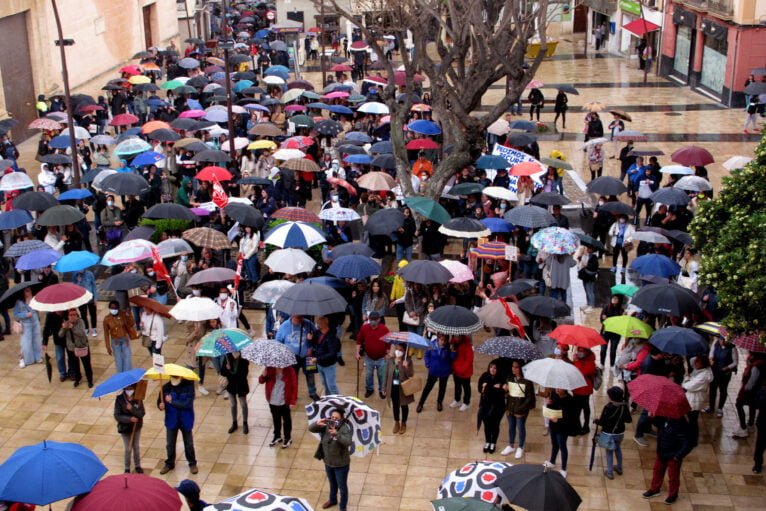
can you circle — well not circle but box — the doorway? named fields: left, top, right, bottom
left=573, top=5, right=588, bottom=33
left=0, top=12, right=37, bottom=141
left=142, top=4, right=156, bottom=49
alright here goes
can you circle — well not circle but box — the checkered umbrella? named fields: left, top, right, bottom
left=424, top=305, right=483, bottom=336
left=4, top=240, right=49, bottom=258
left=182, top=227, right=231, bottom=250
left=504, top=205, right=555, bottom=229
left=272, top=207, right=321, bottom=223
left=241, top=339, right=297, bottom=368
left=281, top=158, right=321, bottom=172
left=730, top=333, right=766, bottom=353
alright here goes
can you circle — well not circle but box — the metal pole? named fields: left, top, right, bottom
left=320, top=0, right=327, bottom=86
left=221, top=0, right=236, bottom=156
left=639, top=3, right=649, bottom=84
left=50, top=0, right=80, bottom=185
left=182, top=0, right=194, bottom=41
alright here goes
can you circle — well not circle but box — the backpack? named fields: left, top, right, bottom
left=593, top=366, right=604, bottom=391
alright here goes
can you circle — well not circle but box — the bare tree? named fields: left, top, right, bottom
left=313, top=0, right=550, bottom=198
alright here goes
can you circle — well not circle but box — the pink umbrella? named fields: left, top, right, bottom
left=380, top=115, right=391, bottom=124
left=101, top=239, right=156, bottom=266
left=324, top=91, right=349, bottom=99
left=109, top=113, right=139, bottom=127
left=179, top=110, right=206, bottom=119
left=284, top=105, right=306, bottom=112
left=526, top=79, right=545, bottom=89
left=30, top=283, right=93, bottom=312
left=439, top=260, right=474, bottom=283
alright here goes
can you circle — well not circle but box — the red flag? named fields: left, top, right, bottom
left=234, top=251, right=244, bottom=290
left=151, top=247, right=172, bottom=286
left=212, top=175, right=229, bottom=209
left=499, top=298, right=527, bottom=338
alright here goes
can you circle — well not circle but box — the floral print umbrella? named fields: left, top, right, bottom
left=530, top=227, right=579, bottom=255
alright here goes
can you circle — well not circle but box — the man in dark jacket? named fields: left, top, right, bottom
left=43, top=310, right=70, bottom=381
left=158, top=377, right=198, bottom=474
left=643, top=416, right=695, bottom=504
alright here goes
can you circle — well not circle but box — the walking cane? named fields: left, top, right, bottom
left=355, top=356, right=360, bottom=398
left=589, top=423, right=600, bottom=471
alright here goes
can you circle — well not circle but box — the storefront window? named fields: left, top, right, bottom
left=700, top=36, right=727, bottom=94
left=673, top=25, right=691, bottom=78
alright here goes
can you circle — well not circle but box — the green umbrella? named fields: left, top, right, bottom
left=196, top=328, right=254, bottom=357
left=431, top=498, right=498, bottom=511
left=602, top=315, right=654, bottom=339
left=161, top=79, right=184, bottom=90
left=301, top=90, right=322, bottom=100
left=540, top=157, right=573, bottom=170
left=611, top=284, right=639, bottom=297
left=575, top=232, right=606, bottom=252
left=290, top=114, right=315, bottom=129
left=404, top=197, right=451, bottom=224
left=450, top=182, right=485, bottom=196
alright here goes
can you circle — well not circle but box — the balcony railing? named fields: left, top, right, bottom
left=584, top=0, right=618, bottom=13
left=708, top=0, right=734, bottom=16
left=679, top=0, right=707, bottom=9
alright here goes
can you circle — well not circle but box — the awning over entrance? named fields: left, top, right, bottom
left=623, top=19, right=660, bottom=37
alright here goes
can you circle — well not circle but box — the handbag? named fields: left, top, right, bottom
left=313, top=441, right=325, bottom=460
left=542, top=406, right=563, bottom=420
left=304, top=357, right=318, bottom=374
left=74, top=346, right=89, bottom=358
left=142, top=316, right=155, bottom=348
left=12, top=320, right=23, bottom=335
left=401, top=376, right=423, bottom=397
left=402, top=311, right=419, bottom=326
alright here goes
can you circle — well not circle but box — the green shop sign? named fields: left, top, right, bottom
left=620, top=0, right=642, bottom=16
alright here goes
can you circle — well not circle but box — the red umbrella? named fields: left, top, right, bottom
left=731, top=333, right=766, bottom=353
left=71, top=474, right=182, bottom=511
left=119, top=65, right=142, bottom=76
left=273, top=207, right=321, bottom=223
left=195, top=166, right=233, bottom=182
left=350, top=40, right=369, bottom=50
left=281, top=136, right=315, bottom=149
left=330, top=64, right=353, bottom=72
left=109, top=113, right=139, bottom=127
left=671, top=146, right=714, bottom=167
left=510, top=161, right=543, bottom=177
left=406, top=138, right=440, bottom=150
left=328, top=176, right=358, bottom=196
left=394, top=71, right=425, bottom=87
left=78, top=104, right=104, bottom=113
left=549, top=325, right=606, bottom=349
left=29, top=283, right=92, bottom=312
left=627, top=374, right=691, bottom=419
left=364, top=75, right=387, bottom=85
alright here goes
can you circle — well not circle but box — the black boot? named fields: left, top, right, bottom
left=228, top=423, right=238, bottom=434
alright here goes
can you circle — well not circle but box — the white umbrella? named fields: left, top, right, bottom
left=319, top=207, right=361, bottom=222
left=673, top=175, right=712, bottom=192
left=487, top=119, right=511, bottom=136
left=253, top=280, right=295, bottom=304
left=722, top=155, right=752, bottom=170
left=0, top=172, right=34, bottom=192
left=264, top=248, right=316, bottom=274
left=101, top=239, right=156, bottom=266
left=220, top=137, right=250, bottom=151
left=659, top=165, right=694, bottom=175
left=169, top=297, right=223, bottom=321
left=482, top=186, right=518, bottom=202
left=522, top=358, right=586, bottom=390
left=73, top=126, right=91, bottom=140
left=91, top=169, right=118, bottom=190
left=263, top=75, right=285, bottom=85
left=273, top=148, right=305, bottom=160
left=157, top=238, right=194, bottom=258
left=357, top=102, right=389, bottom=115
left=580, top=137, right=609, bottom=149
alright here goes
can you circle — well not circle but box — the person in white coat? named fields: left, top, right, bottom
left=607, top=215, right=635, bottom=273
left=682, top=356, right=713, bottom=442
left=140, top=308, right=166, bottom=355
left=216, top=287, right=239, bottom=329
left=238, top=226, right=260, bottom=286
left=38, top=163, right=57, bottom=194
left=44, top=226, right=65, bottom=254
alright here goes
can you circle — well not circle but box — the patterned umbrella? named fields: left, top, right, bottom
left=205, top=488, right=314, bottom=511
left=530, top=227, right=579, bottom=255
left=319, top=207, right=361, bottom=222
left=731, top=333, right=766, bottom=353
left=197, top=328, right=254, bottom=357
left=475, top=336, right=543, bottom=361
left=253, top=281, right=295, bottom=304
left=425, top=305, right=483, bottom=336
left=437, top=461, right=513, bottom=503
left=627, top=374, right=690, bottom=418
left=241, top=339, right=297, bottom=368
left=272, top=207, right=321, bottom=223
left=101, top=239, right=155, bottom=266
left=183, top=227, right=231, bottom=250
left=471, top=240, right=507, bottom=260
left=281, top=158, right=321, bottom=172
left=29, top=283, right=92, bottom=312
left=169, top=297, right=223, bottom=322
left=306, top=395, right=382, bottom=458
left=264, top=221, right=326, bottom=249
left=693, top=321, right=725, bottom=337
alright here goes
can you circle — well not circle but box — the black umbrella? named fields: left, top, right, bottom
left=475, top=336, right=544, bottom=361
left=744, top=81, right=766, bottom=95
left=13, top=191, right=58, bottom=212
left=649, top=327, right=707, bottom=357
left=365, top=208, right=404, bottom=236
left=133, top=83, right=159, bottom=93
left=186, top=75, right=209, bottom=88
left=230, top=54, right=251, bottom=65
left=238, top=176, right=273, bottom=186
left=184, top=141, right=210, bottom=153
left=650, top=188, right=690, bottom=206
left=628, top=146, right=664, bottom=157
left=424, top=305, right=483, bottom=336
left=224, top=204, right=265, bottom=228
left=631, top=283, right=700, bottom=317
left=600, top=201, right=635, bottom=217
left=336, top=144, right=367, bottom=155
left=124, top=226, right=155, bottom=241
left=330, top=242, right=375, bottom=259
left=81, top=167, right=106, bottom=184
left=585, top=176, right=627, bottom=196
left=371, top=154, right=396, bottom=170
left=530, top=192, right=571, bottom=207
left=0, top=281, right=44, bottom=309
left=4, top=240, right=49, bottom=258
left=504, top=205, right=555, bottom=228
left=667, top=230, right=694, bottom=246
left=556, top=84, right=580, bottom=95
left=495, top=464, right=582, bottom=511
left=102, top=272, right=153, bottom=291
left=147, top=128, right=181, bottom=142
left=36, top=205, right=86, bottom=226
left=234, top=71, right=258, bottom=81
left=448, top=183, right=485, bottom=196
left=507, top=132, right=537, bottom=146
left=397, top=260, right=454, bottom=285
left=170, top=118, right=202, bottom=131
left=274, top=282, right=348, bottom=316
left=145, top=203, right=197, bottom=221
left=518, top=295, right=571, bottom=318
left=99, top=173, right=150, bottom=196
left=193, top=150, right=231, bottom=163
left=438, top=217, right=491, bottom=239
left=575, top=233, right=606, bottom=252
left=40, top=154, right=72, bottom=165
left=496, top=279, right=539, bottom=298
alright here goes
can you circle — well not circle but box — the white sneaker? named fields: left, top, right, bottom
left=542, top=460, right=555, bottom=469
left=459, top=403, right=470, bottom=412
left=515, top=447, right=524, bottom=459
left=198, top=386, right=209, bottom=396
left=449, top=400, right=460, bottom=409
left=500, top=445, right=514, bottom=456
left=560, top=469, right=567, bottom=479
left=19, top=359, right=25, bottom=368
left=91, top=329, right=98, bottom=337
left=223, top=393, right=229, bottom=400
left=732, top=428, right=749, bottom=438
left=247, top=329, right=256, bottom=338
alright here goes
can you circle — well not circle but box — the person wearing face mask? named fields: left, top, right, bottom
left=158, top=375, right=198, bottom=474
left=215, top=287, right=239, bottom=329
left=99, top=194, right=124, bottom=249
left=478, top=362, right=507, bottom=453
left=140, top=308, right=166, bottom=356
left=221, top=351, right=250, bottom=434
left=417, top=334, right=456, bottom=413
left=572, top=347, right=597, bottom=435
left=608, top=215, right=635, bottom=275
left=171, top=255, right=190, bottom=294
left=103, top=300, right=137, bottom=373
left=310, top=408, right=353, bottom=511
left=114, top=384, right=145, bottom=473
left=384, top=344, right=415, bottom=435
left=355, top=311, right=390, bottom=399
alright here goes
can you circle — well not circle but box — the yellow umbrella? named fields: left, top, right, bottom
left=248, top=140, right=277, bottom=151
left=144, top=363, right=200, bottom=381
left=129, top=75, right=151, bottom=85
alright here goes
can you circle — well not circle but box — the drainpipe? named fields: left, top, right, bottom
left=728, top=28, right=739, bottom=107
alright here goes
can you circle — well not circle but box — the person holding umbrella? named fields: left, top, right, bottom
left=500, top=360, right=536, bottom=459
left=309, top=408, right=353, bottom=511
left=600, top=295, right=625, bottom=368
left=608, top=215, right=634, bottom=274
left=384, top=343, right=415, bottom=435
left=221, top=350, right=250, bottom=434
left=643, top=414, right=696, bottom=504
left=594, top=386, right=632, bottom=479
left=60, top=309, right=93, bottom=388
left=73, top=268, right=98, bottom=337
left=158, top=374, right=198, bottom=475
left=43, top=309, right=70, bottom=381
left=260, top=365, right=298, bottom=448
left=13, top=287, right=42, bottom=368
left=114, top=383, right=145, bottom=473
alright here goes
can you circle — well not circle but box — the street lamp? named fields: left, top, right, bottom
left=51, top=0, right=80, bottom=185
left=219, top=0, right=236, bottom=156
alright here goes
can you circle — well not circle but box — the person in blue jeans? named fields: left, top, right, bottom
left=311, top=316, right=340, bottom=396
left=595, top=386, right=632, bottom=479
left=42, top=310, right=71, bottom=381
left=544, top=388, right=578, bottom=478
left=310, top=409, right=352, bottom=511
left=14, top=287, right=43, bottom=368
left=501, top=361, right=536, bottom=459
left=355, top=311, right=391, bottom=398
left=103, top=300, right=135, bottom=373
left=276, top=315, right=319, bottom=401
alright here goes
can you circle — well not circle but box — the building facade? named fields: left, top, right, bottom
left=0, top=0, right=179, bottom=140
left=659, top=0, right=766, bottom=107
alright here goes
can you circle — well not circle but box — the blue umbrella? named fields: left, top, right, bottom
left=370, top=141, right=393, bottom=154
left=475, top=155, right=511, bottom=170
left=131, top=151, right=165, bottom=167
left=49, top=134, right=78, bottom=149
left=265, top=65, right=290, bottom=74
left=629, top=254, right=681, bottom=278
left=327, top=255, right=381, bottom=281
left=0, top=209, right=33, bottom=230
left=120, top=127, right=142, bottom=138
left=327, top=104, right=353, bottom=115
left=265, top=69, right=289, bottom=80
left=186, top=98, right=203, bottom=110
left=54, top=250, right=100, bottom=272
left=15, top=249, right=61, bottom=271
left=344, top=131, right=372, bottom=144
left=343, top=154, right=373, bottom=165
left=233, top=80, right=254, bottom=93
left=481, top=217, right=514, bottom=233
left=81, top=167, right=107, bottom=183
left=407, top=119, right=441, bottom=135
left=307, top=102, right=331, bottom=110
left=0, top=440, right=107, bottom=505
left=510, top=119, right=536, bottom=132
left=58, top=188, right=94, bottom=201
left=305, top=276, right=347, bottom=289
left=383, top=331, right=433, bottom=350
left=649, top=327, right=707, bottom=357
left=146, top=98, right=168, bottom=108
left=254, top=29, right=270, bottom=39
left=91, top=368, right=147, bottom=398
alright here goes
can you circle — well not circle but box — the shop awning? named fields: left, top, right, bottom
left=623, top=19, right=661, bottom=37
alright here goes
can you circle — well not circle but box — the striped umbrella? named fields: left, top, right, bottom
left=694, top=321, right=725, bottom=337
left=472, top=240, right=507, bottom=260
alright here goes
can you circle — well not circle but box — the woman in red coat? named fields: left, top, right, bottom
left=259, top=366, right=298, bottom=448
left=572, top=346, right=597, bottom=435
left=449, top=335, right=474, bottom=412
